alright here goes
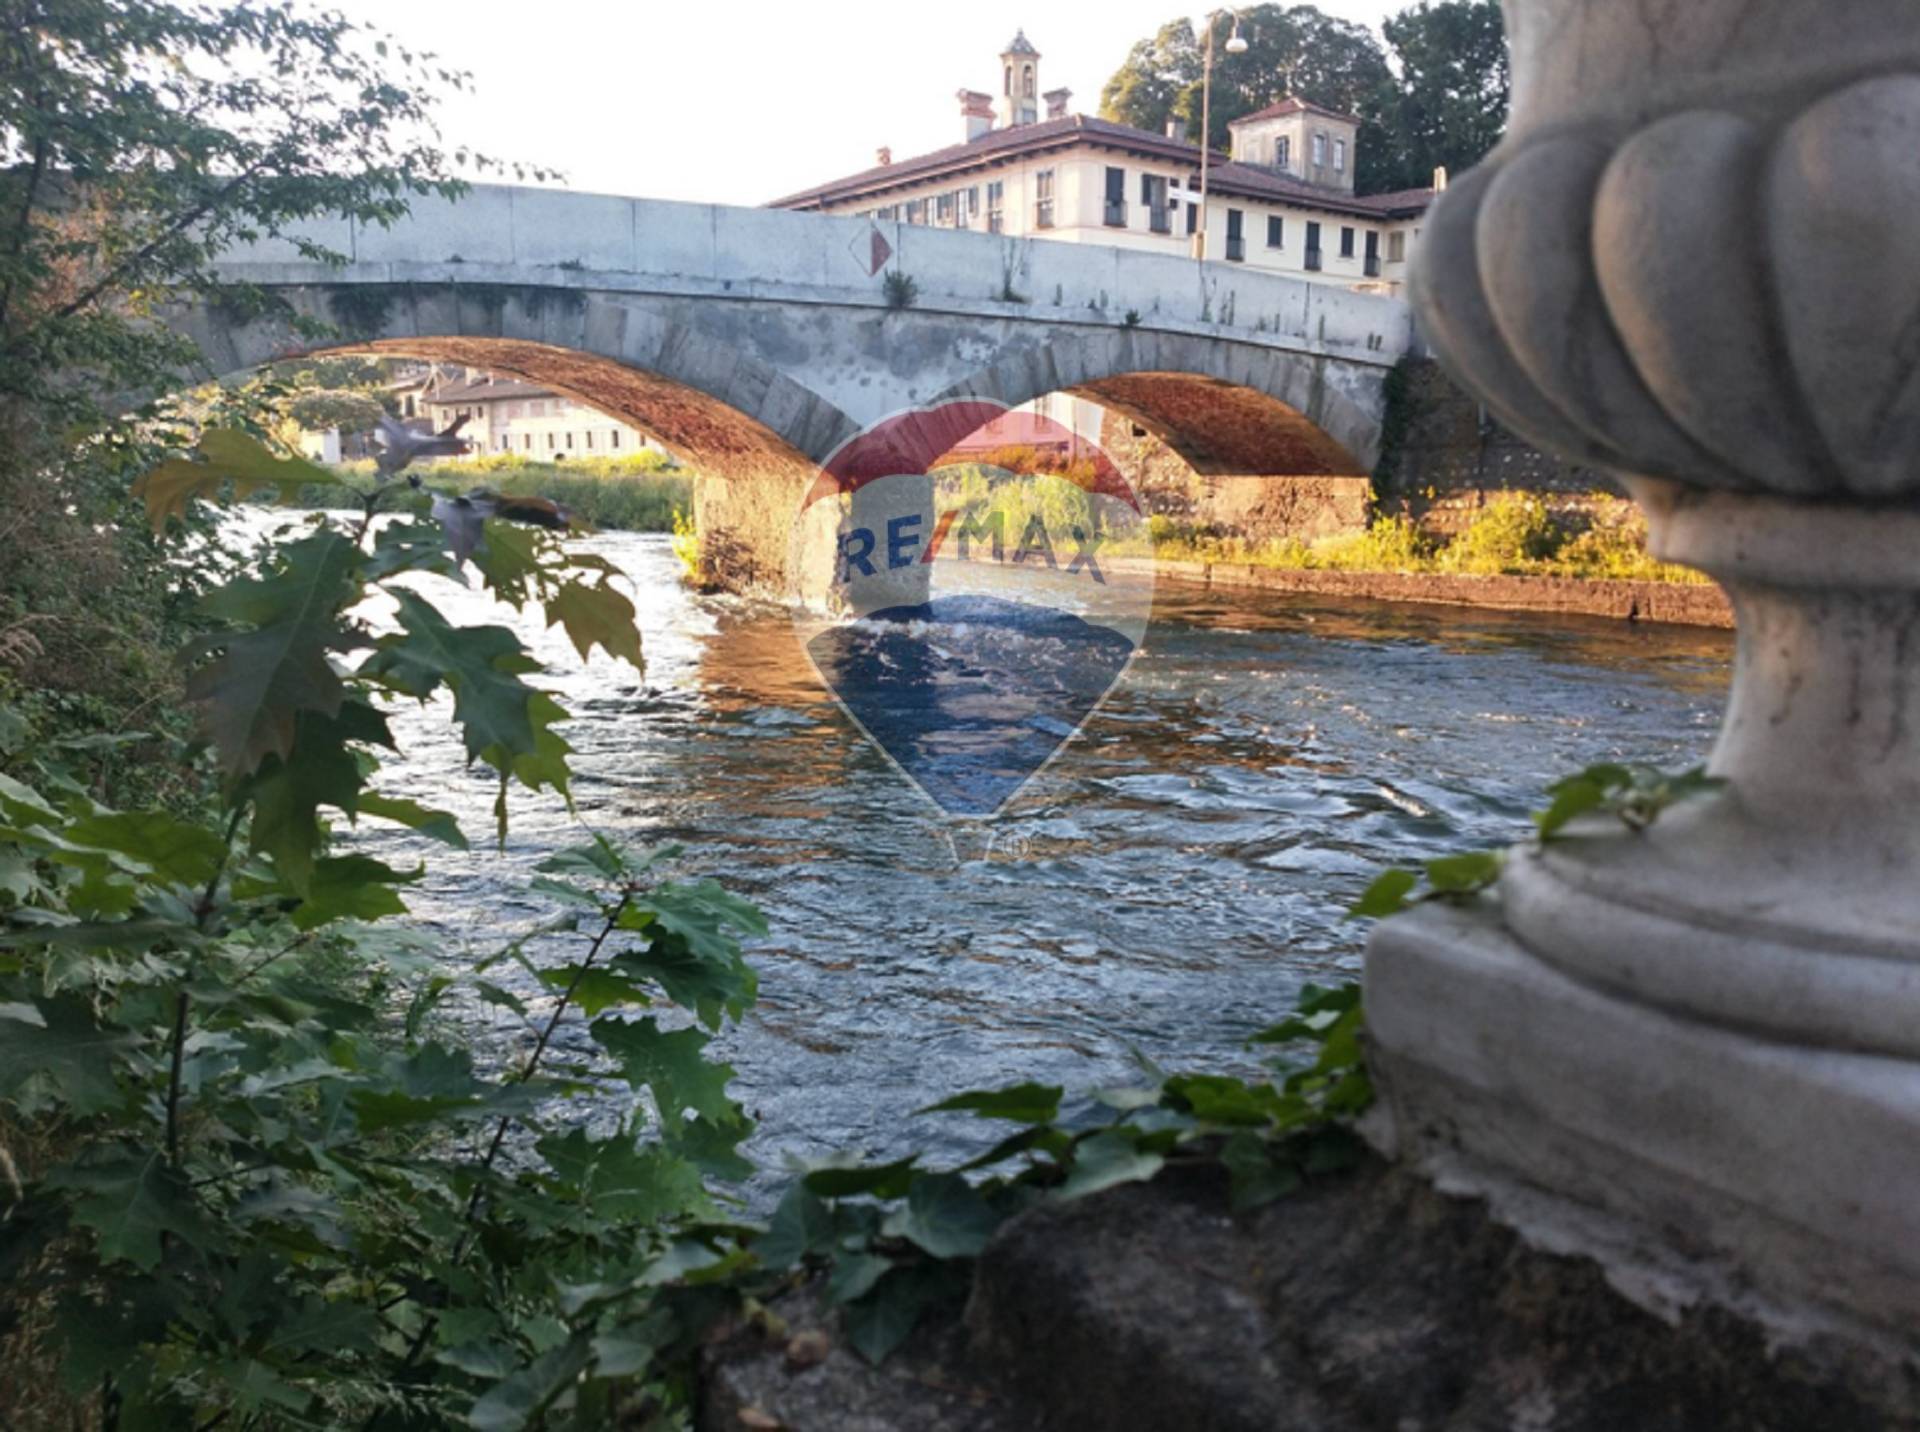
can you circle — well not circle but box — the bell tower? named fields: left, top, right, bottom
left=997, top=30, right=1040, bottom=127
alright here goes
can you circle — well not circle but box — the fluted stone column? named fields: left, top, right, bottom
left=1366, top=0, right=1920, bottom=1352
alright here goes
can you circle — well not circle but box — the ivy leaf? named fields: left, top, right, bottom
left=887, top=1172, right=1001, bottom=1260
left=842, top=1264, right=964, bottom=1365
left=756, top=1184, right=835, bottom=1271
left=1347, top=867, right=1417, bottom=919
left=1220, top=1130, right=1302, bottom=1212
left=1058, top=1131, right=1163, bottom=1201
left=546, top=578, right=643, bottom=671
left=1424, top=850, right=1502, bottom=894
left=356, top=792, right=468, bottom=850
left=589, top=1016, right=737, bottom=1133
left=187, top=531, right=361, bottom=776
left=1535, top=775, right=1610, bottom=838
left=918, top=1081, right=1062, bottom=1125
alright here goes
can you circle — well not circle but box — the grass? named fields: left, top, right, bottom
left=279, top=452, right=694, bottom=532
left=1133, top=493, right=1709, bottom=585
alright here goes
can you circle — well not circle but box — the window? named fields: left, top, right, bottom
left=987, top=180, right=1004, bottom=233
left=1312, top=132, right=1328, bottom=167
left=547, top=433, right=556, bottom=450
left=1225, top=208, right=1244, bottom=261
left=967, top=186, right=980, bottom=223
left=1305, top=220, right=1323, bottom=270
left=1005, top=65, right=1012, bottom=94
left=1023, top=64, right=1034, bottom=98
left=1142, top=174, right=1171, bottom=232
left=611, top=430, right=621, bottom=448
left=906, top=198, right=926, bottom=224
left=1035, top=169, right=1054, bottom=229
left=1275, top=136, right=1291, bottom=170
left=1186, top=201, right=1198, bottom=236
left=1334, top=139, right=1347, bottom=173
left=523, top=434, right=532, bottom=450
left=935, top=191, right=956, bottom=226
left=1266, top=214, right=1283, bottom=248
left=1340, top=226, right=1356, bottom=259
left=566, top=433, right=574, bottom=449
left=1104, top=166, right=1126, bottom=226
left=585, top=431, right=594, bottom=450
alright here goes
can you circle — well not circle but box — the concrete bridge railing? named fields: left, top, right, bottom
left=182, top=185, right=1416, bottom=599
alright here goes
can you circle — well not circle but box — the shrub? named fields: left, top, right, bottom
left=1443, top=492, right=1565, bottom=574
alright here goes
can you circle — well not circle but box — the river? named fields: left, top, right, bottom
left=333, top=524, right=1731, bottom=1183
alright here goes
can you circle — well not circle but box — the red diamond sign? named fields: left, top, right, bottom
left=850, top=222, right=893, bottom=277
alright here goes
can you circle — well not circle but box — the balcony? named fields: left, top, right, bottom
left=1103, top=199, right=1128, bottom=228
left=1365, top=254, right=1382, bottom=278
left=1225, top=235, right=1245, bottom=262
left=1305, top=248, right=1323, bottom=271
left=1148, top=204, right=1173, bottom=234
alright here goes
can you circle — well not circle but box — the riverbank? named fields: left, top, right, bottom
left=1117, top=556, right=1733, bottom=629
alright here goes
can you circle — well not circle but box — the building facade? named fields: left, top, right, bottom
left=769, top=32, right=1435, bottom=299
left=420, top=373, right=657, bottom=460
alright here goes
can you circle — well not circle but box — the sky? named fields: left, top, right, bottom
left=323, top=0, right=1402, bottom=206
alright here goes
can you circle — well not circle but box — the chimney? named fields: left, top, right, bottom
left=958, top=89, right=994, bottom=141
left=1165, top=117, right=1189, bottom=143
left=1044, top=86, right=1071, bottom=120
left=876, top=146, right=893, bottom=167
left=1433, top=164, right=1449, bottom=192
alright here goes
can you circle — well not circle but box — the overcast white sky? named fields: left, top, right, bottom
left=324, top=1, right=1401, bottom=205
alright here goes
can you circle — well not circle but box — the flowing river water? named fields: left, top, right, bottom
left=320, top=522, right=1731, bottom=1186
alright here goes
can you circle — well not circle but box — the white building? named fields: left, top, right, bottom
left=769, top=31, right=1435, bottom=298
left=421, top=372, right=659, bottom=460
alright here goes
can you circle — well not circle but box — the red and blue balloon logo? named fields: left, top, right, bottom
left=790, top=401, right=1155, bottom=818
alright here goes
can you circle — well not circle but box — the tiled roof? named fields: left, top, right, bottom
left=424, top=377, right=555, bottom=405
left=1231, top=96, right=1364, bottom=128
left=767, top=113, right=1433, bottom=221
left=1002, top=29, right=1038, bottom=56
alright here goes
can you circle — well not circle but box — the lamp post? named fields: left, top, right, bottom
left=1192, top=9, right=1248, bottom=260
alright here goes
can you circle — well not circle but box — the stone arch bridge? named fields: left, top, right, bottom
left=185, top=184, right=1414, bottom=599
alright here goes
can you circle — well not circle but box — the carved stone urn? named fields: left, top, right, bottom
left=1367, top=0, right=1920, bottom=1352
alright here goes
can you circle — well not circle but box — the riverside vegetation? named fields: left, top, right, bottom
left=285, top=453, right=694, bottom=536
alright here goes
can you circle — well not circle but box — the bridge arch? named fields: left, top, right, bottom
left=929, top=331, right=1384, bottom=544
left=173, top=283, right=862, bottom=597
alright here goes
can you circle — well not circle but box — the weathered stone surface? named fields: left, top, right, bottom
left=1377, top=0, right=1920, bottom=1351
left=702, top=1157, right=1918, bottom=1431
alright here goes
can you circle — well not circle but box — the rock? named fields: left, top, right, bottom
left=703, top=1154, right=1920, bottom=1431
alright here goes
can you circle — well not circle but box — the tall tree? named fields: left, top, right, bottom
left=1099, top=5, right=1394, bottom=156
left=1370, top=0, right=1509, bottom=191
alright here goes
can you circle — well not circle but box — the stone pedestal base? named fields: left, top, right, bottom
left=1365, top=900, right=1920, bottom=1357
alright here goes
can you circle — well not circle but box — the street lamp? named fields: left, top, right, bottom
left=1192, top=9, right=1247, bottom=260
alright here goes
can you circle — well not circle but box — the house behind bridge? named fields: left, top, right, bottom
left=769, top=29, right=1436, bottom=300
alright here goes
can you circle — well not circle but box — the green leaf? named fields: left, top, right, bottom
left=242, top=700, right=390, bottom=894
left=291, top=854, right=417, bottom=930
left=842, top=1264, right=963, bottom=1365
left=1220, top=1130, right=1302, bottom=1212
left=357, top=792, right=468, bottom=850
left=467, top=1338, right=595, bottom=1432
left=132, top=429, right=338, bottom=531
left=1163, top=1074, right=1286, bottom=1127
left=827, top=1250, right=892, bottom=1305
left=52, top=1155, right=211, bottom=1271
left=756, top=1183, right=835, bottom=1271
left=0, top=997, right=139, bottom=1115
left=802, top=1156, right=918, bottom=1200
left=918, top=1081, right=1063, bottom=1125
left=546, top=578, right=643, bottom=671
left=361, top=590, right=540, bottom=761
left=60, top=811, right=228, bottom=888
left=589, top=1015, right=738, bottom=1133
left=187, top=530, right=361, bottom=777
left=888, top=1172, right=1001, bottom=1260
left=1058, top=1131, right=1164, bottom=1202
left=1535, top=776, right=1609, bottom=838
left=537, top=963, right=652, bottom=1018
left=1424, top=850, right=1503, bottom=894
left=1348, top=867, right=1417, bottom=919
